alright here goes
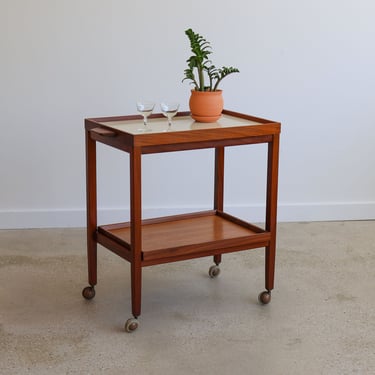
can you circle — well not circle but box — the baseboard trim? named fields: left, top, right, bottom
left=0, top=202, right=374, bottom=229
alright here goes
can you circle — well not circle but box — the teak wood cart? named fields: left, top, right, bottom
left=83, top=110, right=281, bottom=332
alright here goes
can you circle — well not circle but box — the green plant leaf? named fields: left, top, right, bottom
left=183, top=29, right=239, bottom=91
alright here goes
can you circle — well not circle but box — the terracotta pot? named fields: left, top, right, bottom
left=189, top=89, right=224, bottom=123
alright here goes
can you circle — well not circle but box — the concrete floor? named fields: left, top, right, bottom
left=0, top=221, right=374, bottom=374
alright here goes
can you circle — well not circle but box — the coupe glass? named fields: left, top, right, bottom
left=136, top=101, right=155, bottom=132
left=160, top=102, right=179, bottom=130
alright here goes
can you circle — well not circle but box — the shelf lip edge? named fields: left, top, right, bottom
left=98, top=210, right=265, bottom=232
left=99, top=210, right=217, bottom=231
left=141, top=233, right=271, bottom=262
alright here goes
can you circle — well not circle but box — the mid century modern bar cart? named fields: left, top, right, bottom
left=83, top=110, right=281, bottom=332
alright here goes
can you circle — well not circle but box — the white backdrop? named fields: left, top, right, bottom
left=1, top=0, right=374, bottom=228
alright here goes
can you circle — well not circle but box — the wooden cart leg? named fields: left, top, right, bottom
left=82, top=128, right=97, bottom=300
left=82, top=240, right=97, bottom=300
left=131, top=261, right=142, bottom=318
left=126, top=251, right=142, bottom=333
left=265, top=243, right=276, bottom=291
left=259, top=134, right=280, bottom=305
left=258, top=243, right=276, bottom=305
left=125, top=147, right=142, bottom=332
left=208, top=147, right=225, bottom=278
left=213, top=254, right=222, bottom=265
left=87, top=240, right=97, bottom=287
left=214, top=146, right=225, bottom=213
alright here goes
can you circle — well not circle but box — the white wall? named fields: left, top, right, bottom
left=1, top=0, right=374, bottom=228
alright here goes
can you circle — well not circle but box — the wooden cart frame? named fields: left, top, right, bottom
left=83, top=110, right=281, bottom=332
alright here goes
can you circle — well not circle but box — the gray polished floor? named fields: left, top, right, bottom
left=1, top=221, right=374, bottom=374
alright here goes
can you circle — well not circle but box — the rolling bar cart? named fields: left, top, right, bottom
left=83, top=110, right=281, bottom=332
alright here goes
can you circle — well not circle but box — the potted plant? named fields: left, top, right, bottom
left=182, top=28, right=239, bottom=122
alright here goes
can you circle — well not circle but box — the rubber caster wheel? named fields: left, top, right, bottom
left=258, top=291, right=271, bottom=305
left=125, top=318, right=139, bottom=333
left=82, top=286, right=96, bottom=300
left=208, top=265, right=221, bottom=278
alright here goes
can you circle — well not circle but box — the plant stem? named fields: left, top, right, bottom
left=198, top=67, right=205, bottom=91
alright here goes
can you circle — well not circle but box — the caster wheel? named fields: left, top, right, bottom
left=82, top=286, right=96, bottom=300
left=208, top=265, right=221, bottom=278
left=258, top=291, right=271, bottom=305
left=125, top=318, right=139, bottom=333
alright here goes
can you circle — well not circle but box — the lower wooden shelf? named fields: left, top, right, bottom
left=97, top=210, right=271, bottom=266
